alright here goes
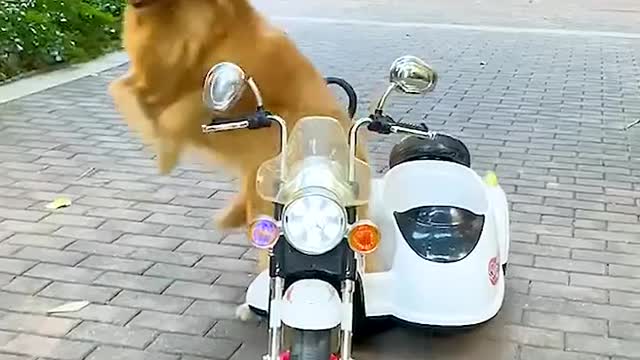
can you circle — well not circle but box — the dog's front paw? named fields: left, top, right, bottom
left=235, top=303, right=255, bottom=322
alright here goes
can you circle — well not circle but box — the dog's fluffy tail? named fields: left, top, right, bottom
left=235, top=302, right=256, bottom=322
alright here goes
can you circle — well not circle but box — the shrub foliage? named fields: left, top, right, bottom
left=0, top=0, right=126, bottom=82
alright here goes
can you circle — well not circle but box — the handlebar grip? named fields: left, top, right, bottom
left=394, top=121, right=429, bottom=132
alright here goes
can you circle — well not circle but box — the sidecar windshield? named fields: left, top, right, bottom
left=256, top=116, right=370, bottom=206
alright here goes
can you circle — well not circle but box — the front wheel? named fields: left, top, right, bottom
left=290, top=328, right=333, bottom=360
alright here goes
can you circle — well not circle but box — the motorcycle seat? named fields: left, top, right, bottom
left=388, top=133, right=471, bottom=169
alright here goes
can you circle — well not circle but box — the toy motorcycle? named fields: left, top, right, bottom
left=200, top=55, right=510, bottom=360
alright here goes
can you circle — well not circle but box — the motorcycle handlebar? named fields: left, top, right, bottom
left=201, top=108, right=273, bottom=134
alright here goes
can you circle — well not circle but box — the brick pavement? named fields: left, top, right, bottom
left=0, top=17, right=640, bottom=360
left=254, top=0, right=640, bottom=33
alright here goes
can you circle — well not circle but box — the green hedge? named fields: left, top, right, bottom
left=0, top=0, right=126, bottom=83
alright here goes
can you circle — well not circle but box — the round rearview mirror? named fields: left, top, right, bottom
left=389, top=55, right=437, bottom=94
left=203, top=62, right=248, bottom=112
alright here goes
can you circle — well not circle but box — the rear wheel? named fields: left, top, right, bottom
left=290, top=329, right=333, bottom=360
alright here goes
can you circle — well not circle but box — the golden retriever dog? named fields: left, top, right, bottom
left=109, top=0, right=371, bottom=272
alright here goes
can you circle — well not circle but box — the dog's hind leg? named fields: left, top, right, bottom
left=214, top=167, right=253, bottom=230
left=215, top=194, right=247, bottom=230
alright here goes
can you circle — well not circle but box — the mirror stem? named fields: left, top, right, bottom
left=247, top=77, right=264, bottom=108
left=348, top=117, right=372, bottom=182
left=269, top=115, right=288, bottom=180
left=374, top=83, right=397, bottom=114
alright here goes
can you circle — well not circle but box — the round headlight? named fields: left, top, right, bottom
left=282, top=194, right=347, bottom=255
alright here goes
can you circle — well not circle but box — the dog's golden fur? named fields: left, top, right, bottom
left=109, top=0, right=371, bottom=271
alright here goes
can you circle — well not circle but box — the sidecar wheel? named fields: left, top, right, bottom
left=388, top=134, right=471, bottom=169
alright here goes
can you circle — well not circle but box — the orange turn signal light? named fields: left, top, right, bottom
left=347, top=220, right=380, bottom=254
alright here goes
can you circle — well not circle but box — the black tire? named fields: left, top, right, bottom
left=290, top=329, right=332, bottom=360
left=388, top=134, right=471, bottom=169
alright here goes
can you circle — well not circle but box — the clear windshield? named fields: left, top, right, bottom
left=256, top=116, right=370, bottom=206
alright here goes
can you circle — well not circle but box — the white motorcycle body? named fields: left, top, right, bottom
left=245, top=157, right=510, bottom=328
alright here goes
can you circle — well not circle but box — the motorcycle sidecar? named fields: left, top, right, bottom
left=363, top=133, right=510, bottom=327
left=245, top=133, right=510, bottom=329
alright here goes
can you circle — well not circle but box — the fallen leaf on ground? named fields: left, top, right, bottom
left=47, top=301, right=90, bottom=314
left=45, top=197, right=72, bottom=210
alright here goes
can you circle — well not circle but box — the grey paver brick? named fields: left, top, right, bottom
left=0, top=333, right=95, bottom=359
left=175, top=241, right=246, bottom=258
left=164, top=281, right=244, bottom=302
left=570, top=273, right=640, bottom=293
left=67, top=321, right=156, bottom=349
left=195, top=257, right=256, bottom=273
left=2, top=276, right=50, bottom=294
left=0, top=208, right=48, bottom=222
left=144, top=213, right=208, bottom=228
left=94, top=272, right=171, bottom=293
left=573, top=249, right=640, bottom=267
left=53, top=303, right=137, bottom=325
left=509, top=265, right=568, bottom=284
left=78, top=255, right=153, bottom=274
left=112, top=190, right=176, bottom=204
left=115, top=234, right=184, bottom=250
left=41, top=214, right=105, bottom=228
left=25, top=263, right=102, bottom=284
left=510, top=242, right=570, bottom=258
left=85, top=346, right=180, bottom=360
left=162, top=226, right=224, bottom=243
left=0, top=291, right=66, bottom=314
left=144, top=263, right=220, bottom=284
left=86, top=207, right=151, bottom=222
left=520, top=346, right=607, bottom=360
left=220, top=233, right=251, bottom=247
left=66, top=240, right=137, bottom=257
left=39, top=282, right=120, bottom=303
left=184, top=301, right=239, bottom=320
left=574, top=229, right=638, bottom=243
left=110, top=290, right=193, bottom=313
left=610, top=321, right=640, bottom=341
left=75, top=196, right=136, bottom=209
left=529, top=282, right=608, bottom=303
left=132, top=202, right=191, bottom=215
left=534, top=256, right=606, bottom=275
left=0, top=221, right=61, bottom=235
left=12, top=247, right=87, bottom=266
left=566, top=333, right=640, bottom=358
left=538, top=235, right=605, bottom=250
left=128, top=310, right=216, bottom=335
left=5, top=234, right=75, bottom=250
left=0, top=231, right=13, bottom=242
left=128, top=248, right=201, bottom=267
left=0, top=312, right=80, bottom=337
left=147, top=333, right=240, bottom=359
left=0, top=258, right=36, bottom=275
left=0, top=246, right=20, bottom=259
left=607, top=241, right=640, bottom=255
left=523, top=310, right=607, bottom=335
left=0, top=353, right=32, bottom=360
left=99, top=220, right=167, bottom=236
left=2, top=13, right=640, bottom=359
left=207, top=320, right=264, bottom=341
left=52, top=226, right=124, bottom=243
left=215, top=272, right=256, bottom=288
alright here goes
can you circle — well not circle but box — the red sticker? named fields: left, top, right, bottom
left=488, top=257, right=500, bottom=286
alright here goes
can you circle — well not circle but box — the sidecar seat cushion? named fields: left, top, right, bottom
left=388, top=133, right=471, bottom=169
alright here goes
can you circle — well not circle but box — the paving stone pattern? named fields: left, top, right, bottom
left=0, top=20, right=639, bottom=360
